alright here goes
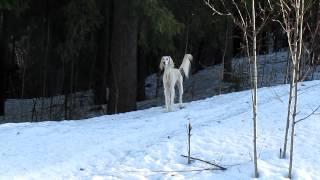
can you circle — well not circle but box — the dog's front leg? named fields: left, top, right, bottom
left=178, top=79, right=184, bottom=108
left=169, top=87, right=175, bottom=111
left=164, top=88, right=170, bottom=112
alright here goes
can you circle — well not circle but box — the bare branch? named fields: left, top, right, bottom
left=272, top=19, right=286, bottom=32
left=203, top=0, right=231, bottom=16
left=232, top=0, right=247, bottom=29
left=267, top=0, right=274, bottom=10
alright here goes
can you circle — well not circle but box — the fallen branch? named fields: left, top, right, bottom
left=181, top=155, right=227, bottom=170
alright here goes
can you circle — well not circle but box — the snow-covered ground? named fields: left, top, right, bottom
left=1, top=80, right=319, bottom=179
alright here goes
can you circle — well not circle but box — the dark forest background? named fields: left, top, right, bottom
left=0, top=0, right=319, bottom=120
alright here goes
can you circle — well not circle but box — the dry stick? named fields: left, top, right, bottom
left=181, top=155, right=227, bottom=170
left=187, top=121, right=192, bottom=164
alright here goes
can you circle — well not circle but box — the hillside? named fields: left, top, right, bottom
left=0, top=80, right=319, bottom=179
left=3, top=51, right=320, bottom=122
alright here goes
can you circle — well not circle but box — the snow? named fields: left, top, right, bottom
left=1, top=80, right=320, bottom=179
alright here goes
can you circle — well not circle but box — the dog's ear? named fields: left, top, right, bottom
left=168, top=56, right=174, bottom=67
left=159, top=57, right=164, bottom=71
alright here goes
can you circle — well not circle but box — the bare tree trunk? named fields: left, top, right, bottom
left=69, top=58, right=75, bottom=119
left=282, top=72, right=294, bottom=158
left=288, top=118, right=295, bottom=179
left=277, top=0, right=305, bottom=177
left=288, top=62, right=300, bottom=178
left=219, top=33, right=227, bottom=94
left=184, top=24, right=189, bottom=55
left=289, top=0, right=304, bottom=177
left=94, top=0, right=112, bottom=106
left=0, top=11, right=6, bottom=116
left=42, top=0, right=50, bottom=99
left=108, top=0, right=138, bottom=113
left=41, top=2, right=50, bottom=119
left=64, top=93, right=69, bottom=119
left=21, top=61, right=26, bottom=98
left=205, top=1, right=263, bottom=176
left=49, top=95, right=53, bottom=120
left=220, top=18, right=232, bottom=94
left=108, top=61, right=119, bottom=114
left=62, top=56, right=69, bottom=119
left=0, top=10, right=9, bottom=117
left=284, top=51, right=290, bottom=84
left=223, top=16, right=233, bottom=82
left=31, top=98, right=38, bottom=122
left=252, top=0, right=259, bottom=177
left=137, top=46, right=146, bottom=101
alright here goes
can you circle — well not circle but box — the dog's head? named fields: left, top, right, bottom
left=160, top=56, right=174, bottom=71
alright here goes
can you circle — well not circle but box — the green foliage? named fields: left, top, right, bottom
left=137, top=0, right=184, bottom=53
left=0, top=0, right=16, bottom=9
left=0, top=0, right=28, bottom=13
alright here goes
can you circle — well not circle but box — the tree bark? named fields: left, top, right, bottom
left=223, top=16, right=233, bottom=82
left=94, top=0, right=112, bottom=106
left=252, top=0, right=259, bottom=177
left=0, top=10, right=9, bottom=116
left=137, top=45, right=146, bottom=101
left=42, top=0, right=50, bottom=98
left=282, top=71, right=294, bottom=158
left=289, top=0, right=304, bottom=177
left=108, top=0, right=138, bottom=113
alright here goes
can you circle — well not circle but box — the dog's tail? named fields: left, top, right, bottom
left=179, top=54, right=193, bottom=78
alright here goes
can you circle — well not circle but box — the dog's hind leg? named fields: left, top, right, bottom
left=169, top=87, right=175, bottom=111
left=178, top=78, right=184, bottom=109
left=164, top=87, right=170, bottom=112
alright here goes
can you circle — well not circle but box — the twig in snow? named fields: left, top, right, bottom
left=181, top=155, right=227, bottom=170
left=187, top=120, right=192, bottom=164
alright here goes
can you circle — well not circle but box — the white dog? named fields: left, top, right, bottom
left=159, top=54, right=193, bottom=112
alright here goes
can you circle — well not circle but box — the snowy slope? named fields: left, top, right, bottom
left=0, top=80, right=320, bottom=180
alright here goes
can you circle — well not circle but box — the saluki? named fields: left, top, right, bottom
left=159, top=54, right=193, bottom=112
